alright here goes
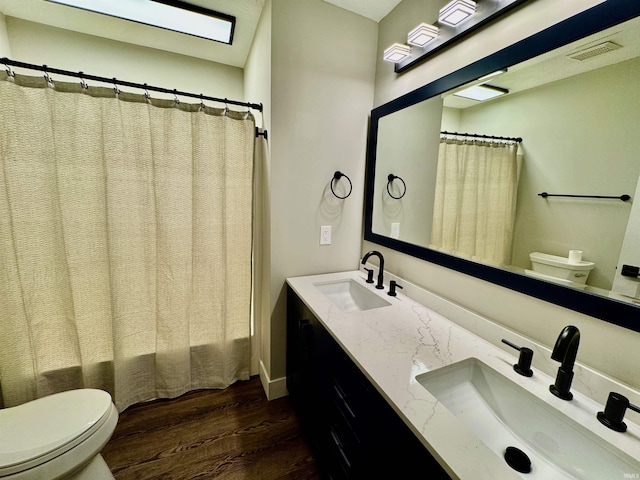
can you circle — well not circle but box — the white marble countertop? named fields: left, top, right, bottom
left=286, top=269, right=640, bottom=480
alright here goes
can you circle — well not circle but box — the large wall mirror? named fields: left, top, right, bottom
left=364, top=1, right=640, bottom=332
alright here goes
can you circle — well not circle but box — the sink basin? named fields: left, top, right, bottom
left=416, top=358, right=640, bottom=479
left=314, top=279, right=391, bottom=312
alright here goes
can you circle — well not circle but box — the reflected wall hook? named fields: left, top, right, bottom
left=331, top=171, right=352, bottom=199
left=387, top=174, right=406, bottom=199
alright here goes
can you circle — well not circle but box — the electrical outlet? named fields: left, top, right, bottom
left=391, top=222, right=400, bottom=239
left=320, top=225, right=332, bottom=245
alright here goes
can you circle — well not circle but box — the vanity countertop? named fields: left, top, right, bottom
left=286, top=270, right=640, bottom=480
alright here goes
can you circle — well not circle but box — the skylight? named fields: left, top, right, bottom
left=46, top=0, right=236, bottom=44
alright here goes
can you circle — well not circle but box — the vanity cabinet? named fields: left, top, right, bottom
left=286, top=286, right=451, bottom=479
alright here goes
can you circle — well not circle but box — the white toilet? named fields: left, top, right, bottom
left=527, top=251, right=595, bottom=288
left=0, top=389, right=118, bottom=480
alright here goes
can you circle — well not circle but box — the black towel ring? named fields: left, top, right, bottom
left=331, top=171, right=352, bottom=199
left=387, top=174, right=406, bottom=199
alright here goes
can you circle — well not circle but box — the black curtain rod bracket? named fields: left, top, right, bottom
left=441, top=130, right=522, bottom=143
left=538, top=192, right=631, bottom=201
left=1, top=57, right=263, bottom=112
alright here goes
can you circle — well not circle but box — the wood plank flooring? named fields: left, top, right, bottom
left=102, top=376, right=321, bottom=480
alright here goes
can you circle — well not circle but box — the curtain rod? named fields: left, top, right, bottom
left=441, top=130, right=522, bottom=143
left=1, top=57, right=263, bottom=112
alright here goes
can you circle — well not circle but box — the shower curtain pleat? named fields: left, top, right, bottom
left=0, top=73, right=254, bottom=411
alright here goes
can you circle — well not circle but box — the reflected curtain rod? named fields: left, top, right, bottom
left=1, top=57, right=263, bottom=112
left=441, top=130, right=522, bottom=143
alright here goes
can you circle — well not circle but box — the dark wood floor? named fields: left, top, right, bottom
left=102, top=376, right=321, bottom=480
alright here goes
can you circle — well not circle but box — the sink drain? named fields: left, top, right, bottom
left=504, top=446, right=532, bottom=474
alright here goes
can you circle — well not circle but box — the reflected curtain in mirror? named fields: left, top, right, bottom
left=0, top=74, right=254, bottom=411
left=430, top=139, right=520, bottom=267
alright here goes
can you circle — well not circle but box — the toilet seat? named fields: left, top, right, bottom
left=0, top=389, right=117, bottom=478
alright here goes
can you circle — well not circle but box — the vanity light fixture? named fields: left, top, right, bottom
left=453, top=84, right=508, bottom=101
left=438, top=0, right=477, bottom=27
left=383, top=43, right=412, bottom=63
left=46, top=0, right=236, bottom=44
left=407, top=23, right=439, bottom=47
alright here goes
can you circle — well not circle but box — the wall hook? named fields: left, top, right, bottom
left=330, top=171, right=352, bottom=199
left=387, top=174, right=406, bottom=199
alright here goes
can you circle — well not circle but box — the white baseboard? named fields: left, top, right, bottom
left=259, top=360, right=288, bottom=400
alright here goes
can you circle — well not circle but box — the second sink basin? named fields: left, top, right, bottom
left=416, top=358, right=639, bottom=479
left=314, top=279, right=390, bottom=312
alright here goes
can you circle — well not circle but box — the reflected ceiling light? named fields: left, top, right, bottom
left=383, top=43, right=412, bottom=63
left=453, top=84, right=508, bottom=101
left=478, top=69, right=508, bottom=81
left=46, top=0, right=236, bottom=44
left=438, top=0, right=476, bottom=27
left=407, top=23, right=439, bottom=47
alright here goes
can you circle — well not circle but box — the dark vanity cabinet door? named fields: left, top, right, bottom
left=286, top=286, right=451, bottom=480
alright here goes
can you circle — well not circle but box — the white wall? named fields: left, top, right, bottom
left=268, top=0, right=377, bottom=385
left=5, top=18, right=243, bottom=104
left=0, top=12, right=10, bottom=58
left=244, top=0, right=273, bottom=383
left=374, top=97, right=441, bottom=245
left=368, top=0, right=640, bottom=390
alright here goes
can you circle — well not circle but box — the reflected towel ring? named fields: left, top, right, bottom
left=331, top=171, right=352, bottom=199
left=387, top=174, right=406, bottom=199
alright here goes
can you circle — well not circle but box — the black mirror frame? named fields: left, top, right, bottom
left=364, top=0, right=640, bottom=333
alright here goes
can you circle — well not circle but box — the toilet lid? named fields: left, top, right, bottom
left=0, top=389, right=113, bottom=475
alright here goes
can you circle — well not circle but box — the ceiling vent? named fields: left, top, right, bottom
left=568, top=41, right=622, bottom=61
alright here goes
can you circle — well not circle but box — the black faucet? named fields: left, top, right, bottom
left=361, top=250, right=385, bottom=289
left=549, top=325, right=580, bottom=400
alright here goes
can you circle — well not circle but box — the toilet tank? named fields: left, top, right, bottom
left=529, top=252, right=595, bottom=285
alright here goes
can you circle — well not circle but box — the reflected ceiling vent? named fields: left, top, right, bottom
left=568, top=41, right=621, bottom=61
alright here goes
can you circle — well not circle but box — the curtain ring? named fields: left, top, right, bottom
left=112, top=77, right=120, bottom=96
left=143, top=83, right=151, bottom=101
left=4, top=61, right=15, bottom=78
left=330, top=171, right=352, bottom=199
left=199, top=93, right=205, bottom=111
left=79, top=71, right=89, bottom=90
left=43, top=65, right=54, bottom=87
left=173, top=88, right=180, bottom=106
left=387, top=174, right=407, bottom=199
left=223, top=98, right=229, bottom=116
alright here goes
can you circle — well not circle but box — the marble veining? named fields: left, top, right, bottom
left=286, top=270, right=640, bottom=480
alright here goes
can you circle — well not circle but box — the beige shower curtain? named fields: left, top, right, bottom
left=0, top=73, right=254, bottom=411
left=430, top=138, right=519, bottom=267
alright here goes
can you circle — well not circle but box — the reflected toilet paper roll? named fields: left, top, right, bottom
left=568, top=250, right=583, bottom=263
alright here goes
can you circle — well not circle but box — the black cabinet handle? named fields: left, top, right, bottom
left=299, top=319, right=312, bottom=350
left=329, top=427, right=352, bottom=470
left=333, top=382, right=356, bottom=419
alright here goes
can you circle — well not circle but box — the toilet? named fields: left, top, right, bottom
left=0, top=389, right=118, bottom=480
left=527, top=251, right=595, bottom=287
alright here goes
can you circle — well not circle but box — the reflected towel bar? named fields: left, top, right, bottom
left=538, top=192, right=631, bottom=201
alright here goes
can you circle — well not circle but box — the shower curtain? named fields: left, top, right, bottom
left=0, top=73, right=254, bottom=411
left=430, top=138, right=519, bottom=267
